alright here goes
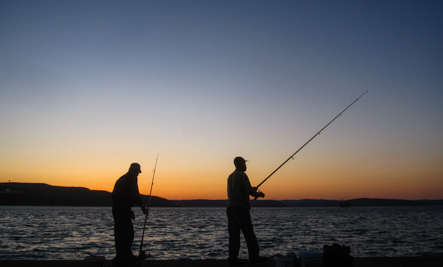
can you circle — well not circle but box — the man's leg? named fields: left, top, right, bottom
left=122, top=213, right=134, bottom=258
left=113, top=206, right=134, bottom=259
left=113, top=206, right=123, bottom=258
left=227, top=207, right=241, bottom=263
left=236, top=208, right=260, bottom=260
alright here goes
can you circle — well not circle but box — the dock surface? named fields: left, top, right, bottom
left=1, top=257, right=443, bottom=267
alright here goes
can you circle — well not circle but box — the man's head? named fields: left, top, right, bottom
left=129, top=163, right=142, bottom=174
left=234, top=157, right=247, bottom=172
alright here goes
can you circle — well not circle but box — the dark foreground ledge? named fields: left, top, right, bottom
left=1, top=257, right=443, bottom=267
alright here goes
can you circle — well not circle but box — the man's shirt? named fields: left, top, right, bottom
left=112, top=172, right=143, bottom=208
left=227, top=171, right=254, bottom=209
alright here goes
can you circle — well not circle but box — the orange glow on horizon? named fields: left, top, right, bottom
left=3, top=173, right=442, bottom=201
left=2, top=155, right=442, bottom=201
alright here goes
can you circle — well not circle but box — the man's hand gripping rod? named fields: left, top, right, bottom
left=254, top=91, right=368, bottom=199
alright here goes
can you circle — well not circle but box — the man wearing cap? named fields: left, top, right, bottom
left=112, top=163, right=148, bottom=265
left=227, top=157, right=267, bottom=265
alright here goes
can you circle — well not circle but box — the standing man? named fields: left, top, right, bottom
left=112, top=163, right=148, bottom=266
left=227, top=157, right=267, bottom=265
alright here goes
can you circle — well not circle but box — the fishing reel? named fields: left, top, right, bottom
left=253, top=190, right=264, bottom=200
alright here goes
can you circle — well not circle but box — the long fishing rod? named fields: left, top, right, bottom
left=255, top=91, right=368, bottom=191
left=139, top=153, right=159, bottom=261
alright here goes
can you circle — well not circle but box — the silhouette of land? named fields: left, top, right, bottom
left=1, top=183, right=442, bottom=207
left=0, top=182, right=175, bottom=207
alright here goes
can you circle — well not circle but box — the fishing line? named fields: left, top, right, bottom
left=255, top=91, right=368, bottom=194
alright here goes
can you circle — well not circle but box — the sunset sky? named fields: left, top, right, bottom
left=1, top=1, right=442, bottom=200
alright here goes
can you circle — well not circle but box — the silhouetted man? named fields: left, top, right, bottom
left=112, top=163, right=147, bottom=266
left=227, top=157, right=267, bottom=265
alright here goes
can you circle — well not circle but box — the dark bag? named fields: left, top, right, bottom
left=323, top=243, right=354, bottom=267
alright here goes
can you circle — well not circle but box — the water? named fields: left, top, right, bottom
left=0, top=206, right=442, bottom=260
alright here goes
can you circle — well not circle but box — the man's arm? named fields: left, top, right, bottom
left=243, top=174, right=265, bottom=198
left=133, top=179, right=148, bottom=214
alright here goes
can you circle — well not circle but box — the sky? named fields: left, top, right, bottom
left=1, top=1, right=442, bottom=201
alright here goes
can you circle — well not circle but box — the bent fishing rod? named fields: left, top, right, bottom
left=139, top=153, right=159, bottom=261
left=255, top=91, right=368, bottom=193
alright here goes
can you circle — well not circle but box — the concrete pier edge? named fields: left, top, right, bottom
left=1, top=257, right=443, bottom=267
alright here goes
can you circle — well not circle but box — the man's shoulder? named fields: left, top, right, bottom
left=229, top=171, right=247, bottom=179
left=117, top=172, right=136, bottom=180
left=114, top=173, right=134, bottom=186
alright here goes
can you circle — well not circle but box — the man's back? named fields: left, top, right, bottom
left=227, top=171, right=251, bottom=209
left=112, top=173, right=140, bottom=207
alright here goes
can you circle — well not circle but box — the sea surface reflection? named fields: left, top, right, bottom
left=0, top=206, right=442, bottom=260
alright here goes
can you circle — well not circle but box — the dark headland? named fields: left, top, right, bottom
left=1, top=183, right=442, bottom=207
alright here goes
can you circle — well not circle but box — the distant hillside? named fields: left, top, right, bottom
left=335, top=198, right=443, bottom=207
left=281, top=199, right=340, bottom=207
left=172, top=199, right=286, bottom=207
left=173, top=198, right=443, bottom=207
left=281, top=198, right=443, bottom=207
left=1, top=183, right=442, bottom=207
left=0, top=183, right=175, bottom=207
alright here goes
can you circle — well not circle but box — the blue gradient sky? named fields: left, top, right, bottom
left=1, top=1, right=442, bottom=200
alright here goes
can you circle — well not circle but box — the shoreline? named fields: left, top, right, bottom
left=1, top=257, right=443, bottom=267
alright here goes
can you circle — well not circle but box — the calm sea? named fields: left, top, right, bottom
left=0, top=206, right=442, bottom=260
